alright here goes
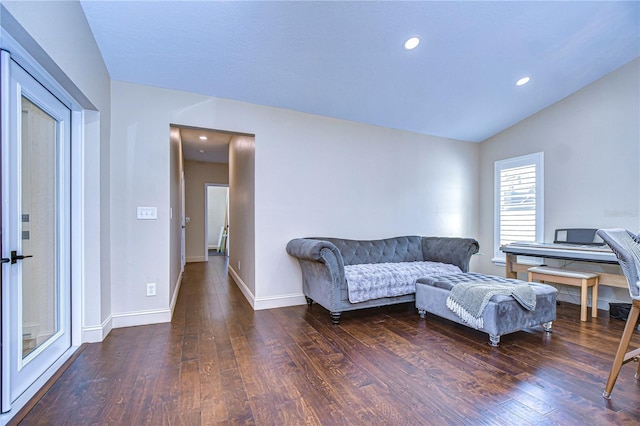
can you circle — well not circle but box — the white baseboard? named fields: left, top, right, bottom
left=83, top=294, right=180, bottom=340
left=254, top=293, right=307, bottom=310
left=170, top=270, right=183, bottom=317
left=82, top=272, right=181, bottom=342
left=228, top=266, right=256, bottom=308
left=111, top=308, right=172, bottom=328
left=227, top=267, right=307, bottom=310
left=82, top=315, right=113, bottom=343
left=186, top=256, right=206, bottom=263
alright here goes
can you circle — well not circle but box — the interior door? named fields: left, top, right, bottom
left=1, top=53, right=71, bottom=411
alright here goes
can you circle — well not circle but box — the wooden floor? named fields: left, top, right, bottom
left=18, top=257, right=640, bottom=425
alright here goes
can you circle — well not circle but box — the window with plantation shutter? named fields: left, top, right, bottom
left=493, top=153, right=544, bottom=262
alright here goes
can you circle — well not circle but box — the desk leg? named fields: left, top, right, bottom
left=505, top=253, right=517, bottom=279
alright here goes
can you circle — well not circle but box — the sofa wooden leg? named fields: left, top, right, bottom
left=305, top=296, right=313, bottom=307
left=330, top=312, right=341, bottom=325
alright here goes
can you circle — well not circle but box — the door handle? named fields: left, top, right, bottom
left=10, top=250, right=33, bottom=264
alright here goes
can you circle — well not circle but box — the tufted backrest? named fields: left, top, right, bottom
left=314, top=236, right=424, bottom=266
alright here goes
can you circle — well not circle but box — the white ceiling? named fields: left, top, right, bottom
left=81, top=1, right=639, bottom=143
left=177, top=126, right=232, bottom=163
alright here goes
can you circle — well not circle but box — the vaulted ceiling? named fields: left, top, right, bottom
left=81, top=1, right=639, bottom=143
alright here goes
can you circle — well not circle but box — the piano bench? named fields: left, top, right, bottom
left=528, top=266, right=599, bottom=322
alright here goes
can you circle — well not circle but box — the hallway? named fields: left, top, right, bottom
left=16, top=257, right=640, bottom=424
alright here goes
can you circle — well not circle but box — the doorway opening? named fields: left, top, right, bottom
left=171, top=125, right=235, bottom=267
left=205, top=184, right=229, bottom=261
left=170, top=123, right=255, bottom=308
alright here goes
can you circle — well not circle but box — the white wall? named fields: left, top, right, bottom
left=478, top=58, right=640, bottom=308
left=228, top=135, right=256, bottom=300
left=109, top=80, right=480, bottom=313
left=254, top=113, right=481, bottom=306
left=1, top=1, right=112, bottom=340
left=184, top=160, right=229, bottom=261
left=110, top=85, right=173, bottom=325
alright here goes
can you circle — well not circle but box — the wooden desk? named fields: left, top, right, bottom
left=501, top=243, right=627, bottom=289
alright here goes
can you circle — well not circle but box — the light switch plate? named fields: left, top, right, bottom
left=137, top=206, right=157, bottom=220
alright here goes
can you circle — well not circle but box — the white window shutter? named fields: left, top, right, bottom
left=494, top=153, right=544, bottom=262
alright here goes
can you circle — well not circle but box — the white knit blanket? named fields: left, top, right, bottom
left=344, top=261, right=461, bottom=303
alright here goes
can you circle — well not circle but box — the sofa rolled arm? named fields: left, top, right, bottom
left=286, top=238, right=347, bottom=311
left=286, top=238, right=341, bottom=262
left=422, top=237, right=479, bottom=273
left=286, top=238, right=346, bottom=285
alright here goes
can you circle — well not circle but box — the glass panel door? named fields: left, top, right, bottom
left=1, top=55, right=71, bottom=411
left=20, top=96, right=59, bottom=359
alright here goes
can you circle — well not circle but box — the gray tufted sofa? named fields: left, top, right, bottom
left=286, top=236, right=479, bottom=324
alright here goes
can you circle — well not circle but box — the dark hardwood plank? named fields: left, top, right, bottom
left=16, top=257, right=640, bottom=425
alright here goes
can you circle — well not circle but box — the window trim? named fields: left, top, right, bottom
left=493, top=152, right=544, bottom=263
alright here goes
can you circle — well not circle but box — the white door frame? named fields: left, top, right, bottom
left=2, top=54, right=72, bottom=410
left=0, top=30, right=84, bottom=421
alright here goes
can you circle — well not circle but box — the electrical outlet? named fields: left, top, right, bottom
left=146, top=282, right=156, bottom=297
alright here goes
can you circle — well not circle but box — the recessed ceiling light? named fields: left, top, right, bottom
left=199, top=149, right=205, bottom=153
left=199, top=136, right=208, bottom=140
left=404, top=37, right=420, bottom=50
left=516, top=76, right=531, bottom=86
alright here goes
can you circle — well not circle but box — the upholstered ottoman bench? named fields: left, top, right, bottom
left=415, top=272, right=557, bottom=346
